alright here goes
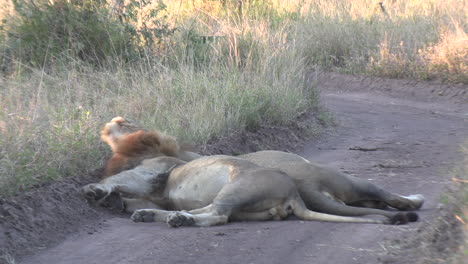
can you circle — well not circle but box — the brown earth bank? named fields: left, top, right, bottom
left=1, top=73, right=467, bottom=264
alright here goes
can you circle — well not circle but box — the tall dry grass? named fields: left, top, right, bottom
left=296, top=0, right=467, bottom=82
left=452, top=142, right=468, bottom=262
left=0, top=0, right=466, bottom=195
left=0, top=44, right=317, bottom=195
left=161, top=0, right=466, bottom=82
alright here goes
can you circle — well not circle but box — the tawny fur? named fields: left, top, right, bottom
left=83, top=156, right=421, bottom=226
left=92, top=117, right=424, bottom=225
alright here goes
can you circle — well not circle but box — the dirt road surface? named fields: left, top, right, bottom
left=20, top=76, right=467, bottom=264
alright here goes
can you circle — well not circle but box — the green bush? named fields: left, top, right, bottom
left=0, top=0, right=175, bottom=67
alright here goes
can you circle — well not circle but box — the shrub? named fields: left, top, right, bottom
left=0, top=0, right=175, bottom=67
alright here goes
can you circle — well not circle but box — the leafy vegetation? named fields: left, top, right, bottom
left=0, top=0, right=175, bottom=67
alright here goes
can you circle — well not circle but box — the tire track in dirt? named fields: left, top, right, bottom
left=20, top=83, right=467, bottom=264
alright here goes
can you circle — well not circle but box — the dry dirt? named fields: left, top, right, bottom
left=1, top=73, right=467, bottom=264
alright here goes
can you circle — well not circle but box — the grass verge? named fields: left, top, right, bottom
left=0, top=50, right=318, bottom=195
left=0, top=0, right=466, bottom=195
left=451, top=141, right=468, bottom=263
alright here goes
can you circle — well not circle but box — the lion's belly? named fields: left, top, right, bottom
left=165, top=163, right=231, bottom=210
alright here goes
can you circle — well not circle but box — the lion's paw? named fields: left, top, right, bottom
left=166, top=212, right=195, bottom=228
left=387, top=212, right=419, bottom=225
left=405, top=194, right=425, bottom=210
left=82, top=184, right=110, bottom=202
left=99, top=192, right=124, bottom=212
left=131, top=209, right=156, bottom=223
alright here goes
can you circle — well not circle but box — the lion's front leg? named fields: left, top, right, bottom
left=82, top=183, right=125, bottom=211
left=82, top=183, right=114, bottom=202
left=166, top=212, right=228, bottom=227
left=131, top=209, right=229, bottom=227
left=122, top=198, right=164, bottom=213
left=131, top=209, right=174, bottom=223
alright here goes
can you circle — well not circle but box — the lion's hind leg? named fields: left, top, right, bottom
left=349, top=179, right=425, bottom=211
left=393, top=194, right=425, bottom=210
left=169, top=200, right=288, bottom=226
left=187, top=205, right=283, bottom=221
left=173, top=207, right=287, bottom=226
left=186, top=204, right=214, bottom=214
left=290, top=194, right=418, bottom=225
left=348, top=200, right=387, bottom=209
left=230, top=207, right=286, bottom=221
left=167, top=211, right=229, bottom=227
left=122, top=198, right=164, bottom=213
left=301, top=190, right=419, bottom=223
left=131, top=203, right=267, bottom=227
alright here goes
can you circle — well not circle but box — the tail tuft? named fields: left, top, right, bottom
left=406, top=212, right=419, bottom=222
left=389, top=213, right=409, bottom=225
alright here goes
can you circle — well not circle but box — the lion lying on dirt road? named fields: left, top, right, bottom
left=84, top=155, right=418, bottom=226
left=84, top=117, right=424, bottom=226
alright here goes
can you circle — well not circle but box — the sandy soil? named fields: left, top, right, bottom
left=2, top=73, right=467, bottom=264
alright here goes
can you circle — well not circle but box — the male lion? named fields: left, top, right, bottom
left=83, top=117, right=424, bottom=226
left=83, top=155, right=418, bottom=226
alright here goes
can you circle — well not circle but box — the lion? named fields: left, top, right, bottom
left=82, top=117, right=424, bottom=226
left=100, top=116, right=201, bottom=177
left=83, top=155, right=419, bottom=226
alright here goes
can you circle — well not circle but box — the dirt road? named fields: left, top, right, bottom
left=20, top=78, right=467, bottom=264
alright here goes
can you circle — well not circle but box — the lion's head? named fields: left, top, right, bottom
left=101, top=116, right=144, bottom=152
left=101, top=117, right=181, bottom=177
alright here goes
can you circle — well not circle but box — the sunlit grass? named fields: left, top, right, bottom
left=452, top=141, right=468, bottom=263
left=162, top=0, right=467, bottom=82
left=0, top=0, right=466, bottom=195
left=0, top=46, right=317, bottom=195
left=439, top=140, right=468, bottom=263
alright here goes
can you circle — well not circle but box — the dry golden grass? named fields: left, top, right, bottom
left=0, top=0, right=466, bottom=195
left=447, top=141, right=468, bottom=263
left=162, top=0, right=467, bottom=82
left=0, top=49, right=317, bottom=194
left=424, top=24, right=468, bottom=83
